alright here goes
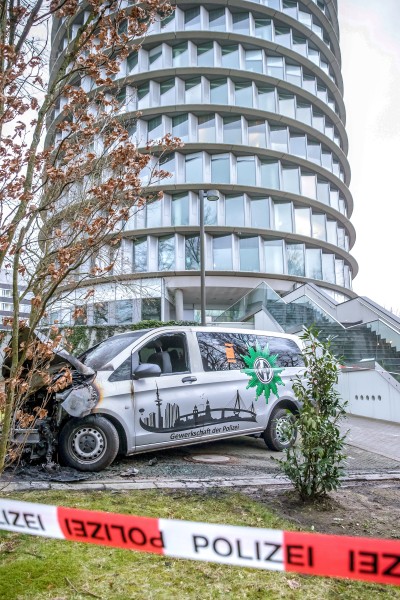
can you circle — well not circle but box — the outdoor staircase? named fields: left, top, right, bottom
left=213, top=283, right=400, bottom=383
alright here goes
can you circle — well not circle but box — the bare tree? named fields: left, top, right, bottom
left=0, top=0, right=176, bottom=471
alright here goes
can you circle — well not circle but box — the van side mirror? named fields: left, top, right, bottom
left=133, top=363, right=162, bottom=379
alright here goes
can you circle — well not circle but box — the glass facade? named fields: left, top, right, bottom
left=51, top=0, right=356, bottom=322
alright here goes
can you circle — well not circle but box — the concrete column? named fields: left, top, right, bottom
left=175, top=288, right=184, bottom=321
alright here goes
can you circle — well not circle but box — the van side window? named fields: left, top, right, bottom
left=109, top=357, right=131, bottom=381
left=134, top=333, right=189, bottom=375
left=197, top=332, right=303, bottom=371
left=256, top=336, right=304, bottom=368
left=197, top=332, right=251, bottom=371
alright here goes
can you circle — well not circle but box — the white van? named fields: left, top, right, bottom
left=13, top=326, right=305, bottom=471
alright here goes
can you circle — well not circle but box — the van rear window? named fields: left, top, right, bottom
left=197, top=332, right=303, bottom=371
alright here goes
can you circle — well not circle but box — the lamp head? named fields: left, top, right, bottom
left=204, top=189, right=219, bottom=202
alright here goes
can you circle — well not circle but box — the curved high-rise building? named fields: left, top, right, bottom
left=49, top=0, right=357, bottom=325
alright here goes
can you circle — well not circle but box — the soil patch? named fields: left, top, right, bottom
left=247, top=483, right=400, bottom=539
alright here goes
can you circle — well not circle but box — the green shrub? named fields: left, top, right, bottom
left=279, top=326, right=347, bottom=501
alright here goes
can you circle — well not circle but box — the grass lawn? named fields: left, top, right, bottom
left=0, top=489, right=399, bottom=599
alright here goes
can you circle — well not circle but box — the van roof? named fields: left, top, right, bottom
left=116, top=325, right=301, bottom=342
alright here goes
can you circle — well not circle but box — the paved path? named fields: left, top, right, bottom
left=341, top=414, right=400, bottom=462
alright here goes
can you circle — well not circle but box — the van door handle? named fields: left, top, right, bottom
left=181, top=376, right=197, bottom=383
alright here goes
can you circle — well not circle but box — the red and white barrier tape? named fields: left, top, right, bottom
left=1, top=498, right=399, bottom=586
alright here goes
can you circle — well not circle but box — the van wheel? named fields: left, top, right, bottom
left=263, top=408, right=297, bottom=451
left=59, top=416, right=119, bottom=472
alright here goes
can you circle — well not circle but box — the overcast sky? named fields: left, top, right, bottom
left=339, top=0, right=400, bottom=314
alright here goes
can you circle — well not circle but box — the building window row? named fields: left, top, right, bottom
left=142, top=112, right=344, bottom=173
left=154, top=6, right=335, bottom=66
left=126, top=192, right=349, bottom=250
left=131, top=233, right=352, bottom=289
left=127, top=44, right=339, bottom=112
left=56, top=2, right=335, bottom=68
left=143, top=153, right=347, bottom=210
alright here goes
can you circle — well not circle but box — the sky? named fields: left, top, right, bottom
left=339, top=0, right=400, bottom=314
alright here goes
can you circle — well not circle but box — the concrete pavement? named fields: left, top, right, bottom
left=341, top=414, right=400, bottom=462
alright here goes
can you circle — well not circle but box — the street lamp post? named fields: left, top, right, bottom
left=199, top=189, right=219, bottom=326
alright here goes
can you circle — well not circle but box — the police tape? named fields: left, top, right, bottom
left=0, top=498, right=399, bottom=586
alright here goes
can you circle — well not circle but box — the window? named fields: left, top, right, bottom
left=237, top=156, right=256, bottom=186
left=278, top=93, right=295, bottom=118
left=293, top=36, right=307, bottom=57
left=222, top=45, right=239, bottom=68
left=171, top=193, right=189, bottom=226
left=337, top=227, right=345, bottom=249
left=223, top=117, right=242, bottom=144
left=209, top=8, right=225, bottom=30
left=160, top=79, right=175, bottom=105
left=115, top=300, right=133, bottom=325
left=198, top=114, right=216, bottom=142
left=225, top=195, right=244, bottom=226
left=290, top=133, right=306, bottom=157
left=204, top=196, right=218, bottom=225
left=185, top=78, right=202, bottom=103
left=287, top=243, right=305, bottom=276
left=312, top=110, right=325, bottom=132
left=286, top=64, right=302, bottom=87
left=296, top=101, right=312, bottom=125
left=146, top=200, right=162, bottom=228
left=258, top=86, right=275, bottom=112
left=264, top=239, right=284, bottom=274
left=283, top=0, right=298, bottom=18
left=255, top=18, right=272, bottom=41
left=317, top=179, right=330, bottom=205
left=306, top=248, right=322, bottom=279
left=138, top=83, right=150, bottom=109
left=185, top=235, right=200, bottom=270
left=210, top=79, right=228, bottom=104
left=172, top=42, right=188, bottom=67
left=251, top=197, right=270, bottom=229
left=149, top=45, right=162, bottom=69
left=186, top=153, right=203, bottom=182
left=335, top=259, right=345, bottom=286
left=260, top=160, right=280, bottom=189
left=172, top=114, right=189, bottom=142
left=302, top=74, right=316, bottom=94
left=248, top=120, right=266, bottom=147
left=142, top=298, right=161, bottom=320
left=326, top=220, right=337, bottom=245
left=330, top=188, right=339, bottom=210
left=245, top=49, right=263, bottom=73
left=312, top=213, right=326, bottom=240
left=274, top=202, right=293, bottom=232
left=197, top=42, right=214, bottom=67
left=82, top=332, right=145, bottom=370
left=270, top=127, right=288, bottom=152
left=308, top=46, right=320, bottom=66
left=240, top=237, right=259, bottom=271
left=211, top=153, right=230, bottom=184
left=295, top=207, right=311, bottom=236
left=133, top=238, right=147, bottom=271
left=321, top=150, right=332, bottom=170
left=235, top=82, right=253, bottom=107
left=109, top=356, right=132, bottom=382
left=185, top=7, right=201, bottom=29
left=282, top=166, right=300, bottom=194
left=307, top=141, right=321, bottom=164
left=275, top=26, right=291, bottom=48
left=196, top=331, right=303, bottom=372
left=322, top=253, right=335, bottom=283
left=94, top=302, right=109, bottom=325
left=267, top=56, right=284, bottom=79
left=161, top=13, right=175, bottom=32
left=232, top=13, right=249, bottom=34
left=158, top=235, right=175, bottom=270
left=213, top=236, right=232, bottom=270
left=159, top=154, right=175, bottom=183
left=127, top=51, right=138, bottom=73
left=147, top=116, right=163, bottom=142
left=301, top=172, right=317, bottom=198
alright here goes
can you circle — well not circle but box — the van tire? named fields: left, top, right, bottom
left=263, top=408, right=297, bottom=451
left=59, top=416, right=119, bottom=472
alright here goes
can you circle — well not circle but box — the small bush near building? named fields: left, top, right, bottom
left=279, top=326, right=347, bottom=501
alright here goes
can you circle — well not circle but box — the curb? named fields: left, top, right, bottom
left=1, top=472, right=400, bottom=493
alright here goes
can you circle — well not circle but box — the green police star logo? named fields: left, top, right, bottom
left=241, top=344, right=284, bottom=403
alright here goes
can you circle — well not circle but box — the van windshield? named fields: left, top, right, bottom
left=80, top=330, right=149, bottom=370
